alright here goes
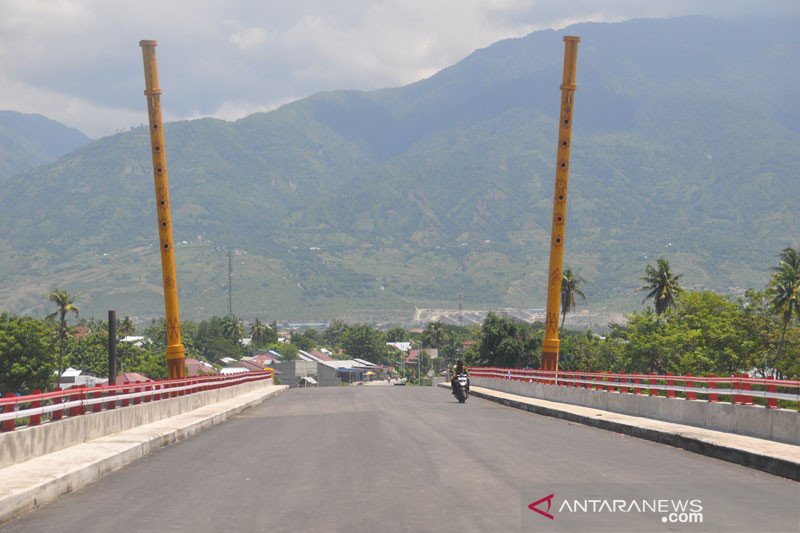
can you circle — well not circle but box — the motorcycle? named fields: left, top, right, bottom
left=454, top=373, right=469, bottom=403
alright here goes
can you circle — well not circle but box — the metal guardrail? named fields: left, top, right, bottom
left=468, top=367, right=800, bottom=408
left=0, top=370, right=273, bottom=431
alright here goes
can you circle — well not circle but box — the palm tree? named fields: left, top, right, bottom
left=250, top=319, right=269, bottom=347
left=639, top=258, right=683, bottom=316
left=117, top=316, right=135, bottom=338
left=770, top=247, right=800, bottom=364
left=47, top=289, right=79, bottom=388
left=222, top=315, right=244, bottom=343
left=561, top=267, right=586, bottom=328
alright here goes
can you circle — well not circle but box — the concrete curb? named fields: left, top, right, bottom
left=439, top=383, right=800, bottom=481
left=0, top=385, right=288, bottom=525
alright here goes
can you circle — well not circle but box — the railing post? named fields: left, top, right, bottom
left=92, top=384, right=103, bottom=413
left=133, top=386, right=142, bottom=405
left=741, top=374, right=753, bottom=405
left=51, top=388, right=64, bottom=421
left=766, top=376, right=779, bottom=409
left=666, top=373, right=676, bottom=399
left=685, top=373, right=697, bottom=400
left=143, top=385, right=152, bottom=403
left=649, top=375, right=657, bottom=396
left=708, top=374, right=718, bottom=403
left=732, top=374, right=741, bottom=404
left=121, top=387, right=130, bottom=407
left=2, top=393, right=15, bottom=432
left=30, top=389, right=42, bottom=426
left=633, top=376, right=641, bottom=395
left=107, top=386, right=117, bottom=410
left=79, top=387, right=87, bottom=415
left=68, top=389, right=81, bottom=417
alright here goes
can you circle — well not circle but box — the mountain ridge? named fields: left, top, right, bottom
left=0, top=15, right=798, bottom=323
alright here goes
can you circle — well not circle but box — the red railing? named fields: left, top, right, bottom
left=0, top=370, right=273, bottom=432
left=468, top=367, right=800, bottom=407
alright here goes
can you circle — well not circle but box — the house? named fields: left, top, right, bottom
left=405, top=349, right=422, bottom=363
left=319, top=359, right=377, bottom=383
left=307, top=350, right=334, bottom=361
left=119, top=336, right=149, bottom=348
left=230, top=359, right=264, bottom=372
left=59, top=367, right=108, bottom=389
left=184, top=358, right=218, bottom=376
left=387, top=342, right=412, bottom=352
left=220, top=367, right=249, bottom=375
left=244, top=352, right=280, bottom=367
left=115, top=372, right=153, bottom=385
left=273, top=359, right=341, bottom=387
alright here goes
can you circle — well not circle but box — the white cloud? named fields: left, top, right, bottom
left=0, top=0, right=796, bottom=137
left=0, top=74, right=146, bottom=138
left=227, top=24, right=269, bottom=50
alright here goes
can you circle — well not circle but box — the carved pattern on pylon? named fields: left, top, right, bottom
left=546, top=313, right=559, bottom=335
left=550, top=268, right=561, bottom=287
left=167, top=318, right=180, bottom=338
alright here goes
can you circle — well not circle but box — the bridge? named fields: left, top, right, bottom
left=1, top=372, right=798, bottom=532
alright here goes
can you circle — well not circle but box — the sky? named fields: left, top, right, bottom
left=1, top=0, right=797, bottom=138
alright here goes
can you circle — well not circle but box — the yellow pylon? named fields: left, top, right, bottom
left=541, top=36, right=580, bottom=373
left=140, top=40, right=186, bottom=379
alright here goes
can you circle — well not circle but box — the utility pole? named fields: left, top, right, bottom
left=541, top=36, right=580, bottom=374
left=227, top=248, right=233, bottom=317
left=140, top=40, right=186, bottom=379
left=458, top=293, right=464, bottom=327
left=108, top=310, right=116, bottom=385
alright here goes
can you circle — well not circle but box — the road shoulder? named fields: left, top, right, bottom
left=0, top=384, right=288, bottom=525
left=439, top=383, right=800, bottom=481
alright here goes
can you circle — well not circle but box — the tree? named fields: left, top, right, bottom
left=0, top=313, right=57, bottom=393
left=666, top=291, right=748, bottom=375
left=423, top=321, right=444, bottom=348
left=290, top=329, right=315, bottom=351
left=477, top=312, right=541, bottom=368
left=323, top=319, right=348, bottom=347
left=117, top=316, right=135, bottom=337
left=193, top=316, right=244, bottom=360
left=739, top=290, right=783, bottom=377
left=250, top=319, right=275, bottom=348
left=620, top=309, right=675, bottom=374
left=639, top=258, right=683, bottom=316
left=770, top=247, right=800, bottom=365
left=386, top=326, right=409, bottom=342
left=222, top=315, right=244, bottom=343
left=340, top=324, right=389, bottom=363
left=560, top=267, right=586, bottom=328
left=46, top=288, right=79, bottom=386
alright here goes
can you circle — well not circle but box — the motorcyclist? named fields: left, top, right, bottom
left=450, top=359, right=470, bottom=395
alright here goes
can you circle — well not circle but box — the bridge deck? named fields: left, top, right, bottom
left=1, top=386, right=797, bottom=532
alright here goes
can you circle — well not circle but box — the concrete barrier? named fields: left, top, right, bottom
left=0, top=377, right=273, bottom=468
left=471, top=377, right=800, bottom=445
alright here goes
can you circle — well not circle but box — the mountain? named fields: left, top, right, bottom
left=0, top=111, right=91, bottom=182
left=0, top=16, right=798, bottom=324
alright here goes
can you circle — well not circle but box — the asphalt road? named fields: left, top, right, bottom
left=3, top=386, right=798, bottom=533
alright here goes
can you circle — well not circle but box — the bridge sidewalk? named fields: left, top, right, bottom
left=0, top=384, right=288, bottom=525
left=443, top=384, right=800, bottom=481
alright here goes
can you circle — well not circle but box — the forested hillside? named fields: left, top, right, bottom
left=0, top=16, right=797, bottom=321
left=0, top=111, right=91, bottom=182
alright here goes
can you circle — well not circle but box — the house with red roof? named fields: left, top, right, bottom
left=116, top=372, right=153, bottom=385
left=185, top=358, right=218, bottom=376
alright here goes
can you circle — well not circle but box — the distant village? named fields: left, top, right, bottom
left=57, top=335, right=435, bottom=390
